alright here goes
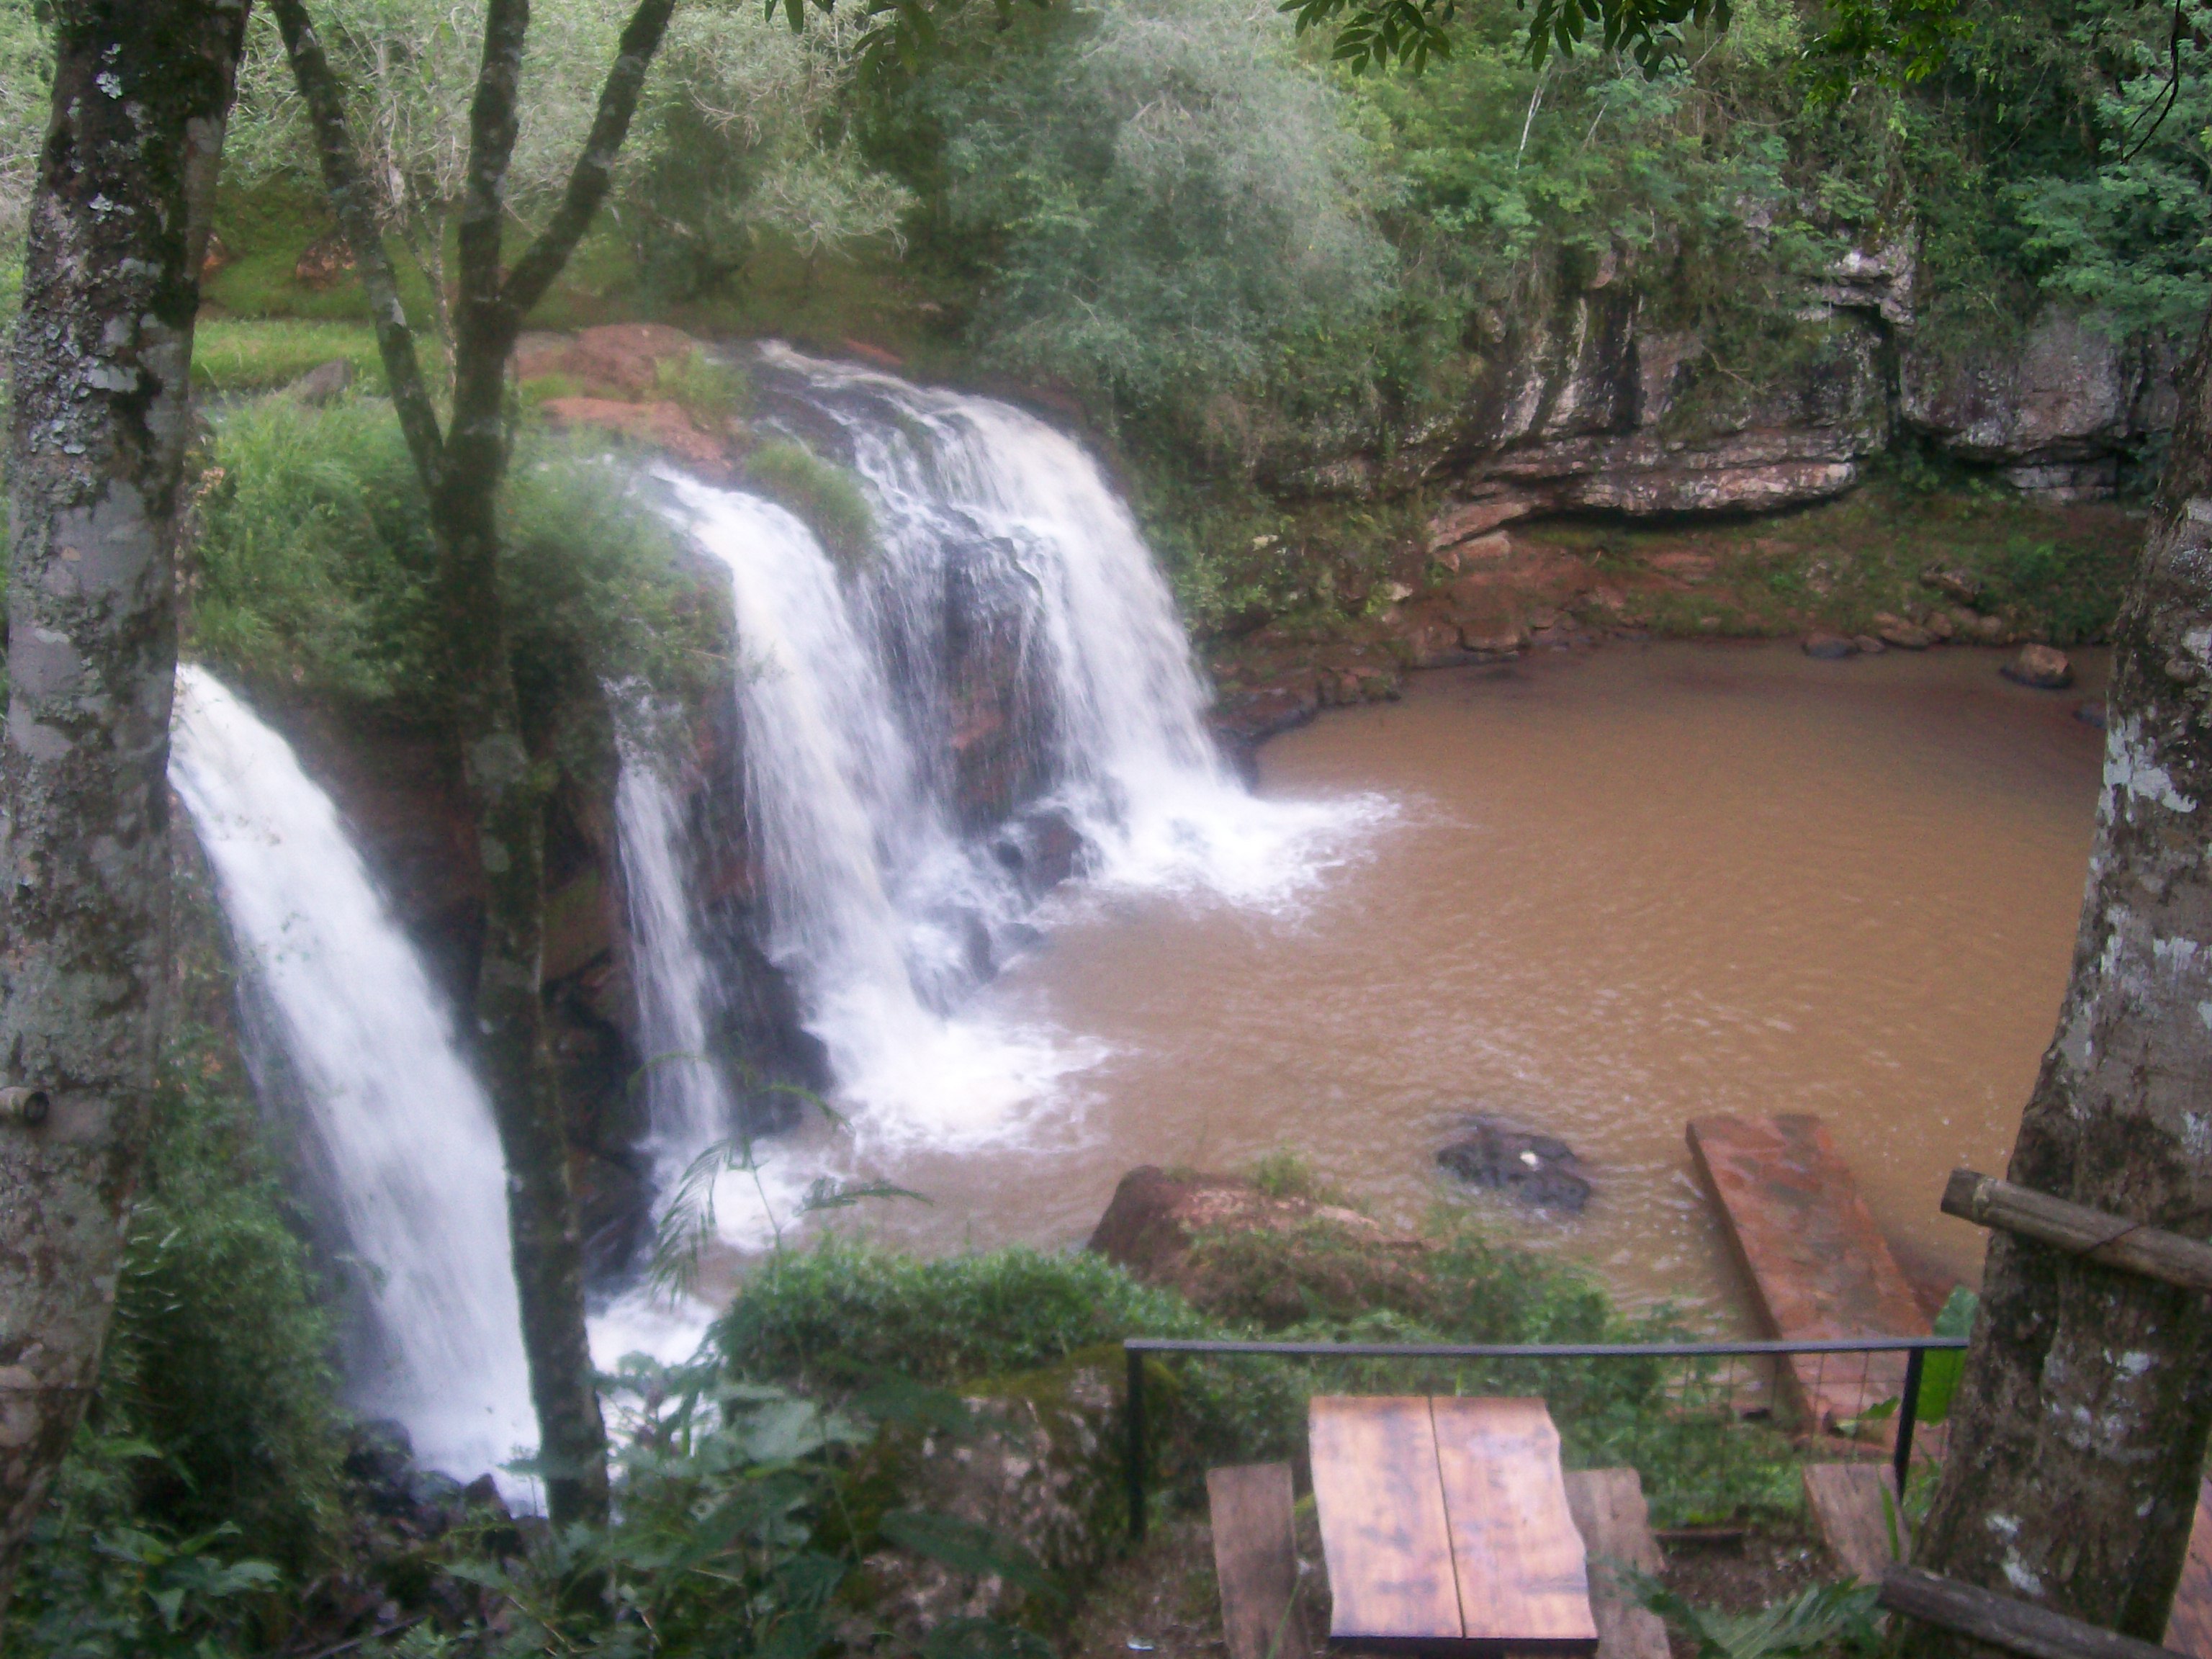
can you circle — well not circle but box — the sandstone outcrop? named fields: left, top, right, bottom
left=1901, top=310, right=2177, bottom=500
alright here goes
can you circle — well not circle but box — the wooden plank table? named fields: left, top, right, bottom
left=1310, top=1396, right=1599, bottom=1657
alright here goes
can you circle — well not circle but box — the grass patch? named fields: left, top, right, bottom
left=743, top=441, right=877, bottom=570
left=191, top=318, right=387, bottom=394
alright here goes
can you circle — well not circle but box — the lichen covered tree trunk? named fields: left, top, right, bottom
left=1908, top=312, right=2212, bottom=1647
left=0, top=0, right=248, bottom=1608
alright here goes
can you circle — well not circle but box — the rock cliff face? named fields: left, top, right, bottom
left=1315, top=243, right=2180, bottom=540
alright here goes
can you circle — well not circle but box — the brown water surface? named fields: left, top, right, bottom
left=841, top=641, right=2108, bottom=1328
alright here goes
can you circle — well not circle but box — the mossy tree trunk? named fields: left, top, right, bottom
left=1906, top=311, right=2212, bottom=1648
left=272, top=0, right=677, bottom=1533
left=0, top=0, right=249, bottom=1611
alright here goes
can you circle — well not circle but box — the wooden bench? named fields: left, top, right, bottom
left=1308, top=1396, right=1600, bottom=1657
left=1802, top=1462, right=1910, bottom=1584
left=1209, top=1464, right=1313, bottom=1659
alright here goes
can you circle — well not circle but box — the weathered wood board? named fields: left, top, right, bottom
left=1687, top=1114, right=1928, bottom=1432
left=1562, top=1468, right=1669, bottom=1659
left=1430, top=1398, right=1598, bottom=1650
left=2167, top=1480, right=2212, bottom=1659
left=1310, top=1396, right=1464, bottom=1645
left=1310, top=1395, right=1599, bottom=1655
left=1802, top=1462, right=1910, bottom=1584
left=1209, top=1463, right=1312, bottom=1659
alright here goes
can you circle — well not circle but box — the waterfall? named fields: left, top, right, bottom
left=613, top=735, right=735, bottom=1170
left=169, top=667, right=536, bottom=1487
left=759, top=344, right=1346, bottom=903
left=662, top=481, right=1089, bottom=1154
left=649, top=348, right=1372, bottom=1164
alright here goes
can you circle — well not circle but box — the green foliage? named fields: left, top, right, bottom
left=716, top=1237, right=1213, bottom=1388
left=655, top=348, right=756, bottom=427
left=1915, top=1286, right=1977, bottom=1427
left=744, top=440, right=879, bottom=570
left=1625, top=1571, right=1886, bottom=1659
left=408, top=1356, right=1050, bottom=1658
left=1245, top=1147, right=1349, bottom=1204
left=186, top=397, right=727, bottom=768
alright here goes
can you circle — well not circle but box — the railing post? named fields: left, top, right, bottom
left=1893, top=1345, right=1925, bottom=1498
left=1126, top=1344, right=1147, bottom=1545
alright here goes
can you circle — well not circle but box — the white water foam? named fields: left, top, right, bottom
left=169, top=667, right=537, bottom=1490
left=763, top=343, right=1386, bottom=909
left=661, top=479, right=1097, bottom=1159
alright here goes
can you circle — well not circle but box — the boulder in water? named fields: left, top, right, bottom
left=2002, top=644, right=2074, bottom=688
left=1802, top=631, right=1856, bottom=660
left=1437, top=1118, right=1591, bottom=1213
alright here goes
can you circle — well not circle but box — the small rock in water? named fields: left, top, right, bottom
left=1437, top=1118, right=1591, bottom=1213
left=2075, top=700, right=2107, bottom=729
left=2002, top=644, right=2074, bottom=689
left=1802, top=631, right=1856, bottom=660
left=1853, top=634, right=1886, bottom=656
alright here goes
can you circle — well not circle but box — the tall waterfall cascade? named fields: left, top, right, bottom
left=169, top=667, right=537, bottom=1488
left=645, top=348, right=1375, bottom=1173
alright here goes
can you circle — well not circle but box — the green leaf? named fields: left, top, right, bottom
left=1917, top=1287, right=1978, bottom=1425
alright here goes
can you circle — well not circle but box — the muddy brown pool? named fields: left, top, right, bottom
left=814, top=640, right=2108, bottom=1328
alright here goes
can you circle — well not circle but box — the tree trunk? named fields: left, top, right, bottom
left=1907, top=310, right=2212, bottom=1647
left=435, top=365, right=610, bottom=1532
left=0, top=0, right=248, bottom=1610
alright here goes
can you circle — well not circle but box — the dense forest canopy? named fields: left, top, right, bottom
left=4, top=0, right=2207, bottom=485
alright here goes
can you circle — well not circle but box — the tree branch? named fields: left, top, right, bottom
left=500, top=0, right=680, bottom=325
left=269, top=0, right=446, bottom=493
left=456, top=0, right=531, bottom=357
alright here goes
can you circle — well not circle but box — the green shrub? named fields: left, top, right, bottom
left=716, top=1238, right=1211, bottom=1389
left=654, top=347, right=755, bottom=427
left=187, top=396, right=728, bottom=767
left=742, top=441, right=877, bottom=571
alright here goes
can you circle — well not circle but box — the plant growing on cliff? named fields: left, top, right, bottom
left=742, top=441, right=878, bottom=570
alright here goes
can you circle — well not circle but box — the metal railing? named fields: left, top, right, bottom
left=1120, top=1334, right=1969, bottom=1542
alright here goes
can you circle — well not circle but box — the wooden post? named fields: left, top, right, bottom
left=1880, top=1565, right=2190, bottom=1659
left=1941, top=1171, right=2212, bottom=1295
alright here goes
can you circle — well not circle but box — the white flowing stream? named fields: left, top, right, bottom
left=169, top=667, right=537, bottom=1489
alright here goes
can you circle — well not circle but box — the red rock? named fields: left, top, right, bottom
left=2001, top=643, right=2074, bottom=688
left=840, top=337, right=905, bottom=370
left=565, top=323, right=706, bottom=397
left=538, top=396, right=728, bottom=472
left=1427, top=498, right=1527, bottom=552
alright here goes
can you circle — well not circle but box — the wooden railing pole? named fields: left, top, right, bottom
left=1892, top=1344, right=1925, bottom=1496
left=1879, top=1564, right=2187, bottom=1659
left=1941, top=1170, right=2212, bottom=1295
left=1126, top=1344, right=1148, bottom=1545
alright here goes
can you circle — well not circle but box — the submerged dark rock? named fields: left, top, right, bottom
left=1437, top=1118, right=1592, bottom=1212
